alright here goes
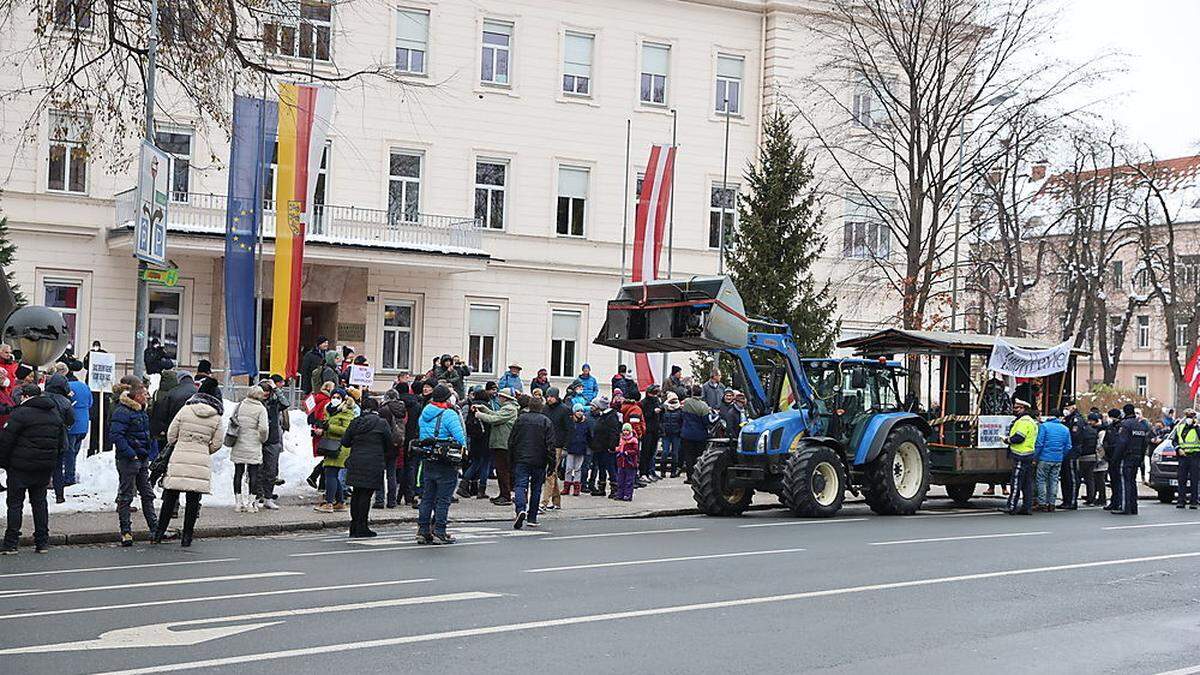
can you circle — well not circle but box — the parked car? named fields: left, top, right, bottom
left=1150, top=438, right=1179, bottom=503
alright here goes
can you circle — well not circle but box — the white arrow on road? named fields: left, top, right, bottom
left=0, top=591, right=502, bottom=655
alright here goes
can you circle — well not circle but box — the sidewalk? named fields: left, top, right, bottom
left=14, top=477, right=1162, bottom=547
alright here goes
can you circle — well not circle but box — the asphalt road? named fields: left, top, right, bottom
left=3, top=498, right=1200, bottom=675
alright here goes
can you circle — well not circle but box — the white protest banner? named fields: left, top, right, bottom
left=977, top=415, right=1014, bottom=448
left=349, top=365, right=375, bottom=388
left=87, top=352, right=117, bottom=392
left=986, top=338, right=1073, bottom=378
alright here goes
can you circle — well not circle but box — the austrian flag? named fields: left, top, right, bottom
left=631, top=144, right=677, bottom=389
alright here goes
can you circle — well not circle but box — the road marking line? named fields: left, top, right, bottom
left=869, top=531, right=1051, bottom=546
left=0, top=572, right=302, bottom=599
left=91, top=550, right=1200, bottom=675
left=1104, top=521, right=1200, bottom=531
left=738, top=518, right=868, bottom=529
left=525, top=548, right=805, bottom=573
left=0, top=592, right=503, bottom=655
left=1154, top=664, right=1200, bottom=675
left=541, top=527, right=702, bottom=541
left=315, top=526, right=503, bottom=542
left=0, top=578, right=435, bottom=621
left=289, top=541, right=495, bottom=557
left=347, top=531, right=547, bottom=545
left=908, top=511, right=1005, bottom=520
left=0, top=558, right=239, bottom=579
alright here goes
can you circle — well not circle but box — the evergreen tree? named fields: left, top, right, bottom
left=0, top=218, right=25, bottom=307
left=724, top=108, right=837, bottom=356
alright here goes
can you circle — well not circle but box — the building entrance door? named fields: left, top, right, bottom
left=258, top=301, right=339, bottom=375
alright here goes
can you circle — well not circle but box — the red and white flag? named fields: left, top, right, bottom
left=630, top=144, right=677, bottom=390
left=1185, top=344, right=1200, bottom=399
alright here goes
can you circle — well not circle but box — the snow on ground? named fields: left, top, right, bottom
left=40, top=408, right=315, bottom=514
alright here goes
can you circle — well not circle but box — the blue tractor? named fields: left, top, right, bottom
left=595, top=276, right=931, bottom=517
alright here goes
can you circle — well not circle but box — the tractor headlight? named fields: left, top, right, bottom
left=757, top=432, right=769, bottom=453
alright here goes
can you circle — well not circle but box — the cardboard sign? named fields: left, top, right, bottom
left=349, top=365, right=374, bottom=388
left=87, top=352, right=117, bottom=392
left=977, top=415, right=1015, bottom=448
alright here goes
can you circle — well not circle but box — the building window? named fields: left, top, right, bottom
left=388, top=151, right=422, bottom=224
left=395, top=8, right=429, bottom=74
left=154, top=127, right=192, bottom=203
left=1136, top=315, right=1150, bottom=349
left=842, top=196, right=891, bottom=259
left=709, top=183, right=737, bottom=250
left=1134, top=375, right=1148, bottom=398
left=381, top=301, right=414, bottom=372
left=715, top=54, right=744, bottom=115
left=264, top=0, right=332, bottom=62
left=1133, top=269, right=1150, bottom=292
left=640, top=43, right=669, bottom=105
left=265, top=142, right=329, bottom=221
left=1176, top=322, right=1189, bottom=350
left=550, top=310, right=581, bottom=378
left=44, top=280, right=81, bottom=350
left=53, top=0, right=92, bottom=29
left=1110, top=260, right=1123, bottom=288
left=480, top=20, right=512, bottom=85
left=468, top=304, right=501, bottom=376
left=158, top=1, right=198, bottom=43
left=562, top=32, right=593, bottom=96
left=47, top=110, right=89, bottom=194
left=556, top=166, right=588, bottom=237
left=148, top=289, right=182, bottom=361
left=852, top=86, right=876, bottom=128
left=474, top=160, right=506, bottom=229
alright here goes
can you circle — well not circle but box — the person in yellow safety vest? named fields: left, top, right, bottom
left=1172, top=409, right=1200, bottom=509
left=1005, top=398, right=1040, bottom=515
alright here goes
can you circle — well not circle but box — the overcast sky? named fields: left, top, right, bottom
left=1047, top=0, right=1200, bottom=158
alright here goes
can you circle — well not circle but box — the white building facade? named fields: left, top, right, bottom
left=0, top=0, right=894, bottom=387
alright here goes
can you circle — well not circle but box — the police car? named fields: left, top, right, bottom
left=1150, top=437, right=1179, bottom=503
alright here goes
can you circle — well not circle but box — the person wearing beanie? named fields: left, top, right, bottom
left=614, top=422, right=640, bottom=501
left=474, top=387, right=520, bottom=505
left=539, top=387, right=572, bottom=511
left=611, top=363, right=640, bottom=401
left=1102, top=408, right=1122, bottom=509
left=563, top=402, right=592, bottom=496
left=529, top=368, right=552, bottom=397
left=587, top=394, right=621, bottom=496
left=659, top=391, right=684, bottom=477
left=569, top=363, right=599, bottom=404
left=508, top=397, right=556, bottom=529
left=1113, top=402, right=1150, bottom=515
left=1, top=384, right=67, bottom=553
left=433, top=355, right=465, bottom=400
left=416, top=383, right=467, bottom=544
left=300, top=337, right=330, bottom=395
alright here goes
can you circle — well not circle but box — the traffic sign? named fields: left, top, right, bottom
left=138, top=267, right=179, bottom=286
left=135, top=141, right=170, bottom=266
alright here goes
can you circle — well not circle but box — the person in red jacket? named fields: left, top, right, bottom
left=305, top=381, right=335, bottom=490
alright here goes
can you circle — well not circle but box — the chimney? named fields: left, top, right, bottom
left=1030, top=160, right=1048, bottom=182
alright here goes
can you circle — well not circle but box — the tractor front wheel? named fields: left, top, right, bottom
left=863, top=425, right=930, bottom=515
left=784, top=445, right=846, bottom=518
left=692, top=445, right=753, bottom=516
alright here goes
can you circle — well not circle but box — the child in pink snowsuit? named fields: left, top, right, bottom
left=615, top=423, right=640, bottom=501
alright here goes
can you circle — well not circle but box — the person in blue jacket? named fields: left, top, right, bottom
left=1034, top=415, right=1072, bottom=512
left=110, top=383, right=158, bottom=546
left=569, top=364, right=599, bottom=403
left=415, top=384, right=466, bottom=545
left=64, top=362, right=92, bottom=487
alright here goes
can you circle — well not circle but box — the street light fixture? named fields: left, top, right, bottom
left=949, top=90, right=1017, bottom=331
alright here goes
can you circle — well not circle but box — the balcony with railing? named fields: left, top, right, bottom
left=112, top=189, right=486, bottom=257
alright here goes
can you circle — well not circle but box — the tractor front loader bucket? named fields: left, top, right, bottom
left=593, top=276, right=749, bottom=353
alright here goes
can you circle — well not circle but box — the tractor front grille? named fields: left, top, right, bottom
left=740, top=432, right=760, bottom=454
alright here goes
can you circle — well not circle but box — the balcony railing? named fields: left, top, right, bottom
left=113, top=189, right=485, bottom=254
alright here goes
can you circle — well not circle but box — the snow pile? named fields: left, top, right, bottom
left=44, top=407, right=316, bottom=515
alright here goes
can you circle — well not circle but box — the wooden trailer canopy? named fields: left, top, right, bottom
left=838, top=328, right=1090, bottom=358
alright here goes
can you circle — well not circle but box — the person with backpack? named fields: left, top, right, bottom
left=416, top=385, right=466, bottom=544
left=378, top=389, right=408, bottom=509
left=342, top=396, right=396, bottom=537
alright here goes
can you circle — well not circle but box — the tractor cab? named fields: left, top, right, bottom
left=800, top=358, right=906, bottom=441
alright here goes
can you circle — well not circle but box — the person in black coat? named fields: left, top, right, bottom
left=143, top=338, right=171, bottom=375
left=341, top=397, right=397, bottom=537
left=540, top=388, right=574, bottom=510
left=377, top=389, right=408, bottom=508
left=43, top=374, right=75, bottom=503
left=154, top=373, right=197, bottom=438
left=395, top=382, right=423, bottom=506
left=299, top=337, right=329, bottom=395
left=640, top=385, right=662, bottom=480
left=508, top=397, right=557, bottom=529
left=1, top=385, right=66, bottom=553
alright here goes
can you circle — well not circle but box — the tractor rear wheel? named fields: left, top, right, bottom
left=783, top=446, right=846, bottom=518
left=692, top=445, right=753, bottom=516
left=946, top=483, right=976, bottom=506
left=863, top=425, right=929, bottom=515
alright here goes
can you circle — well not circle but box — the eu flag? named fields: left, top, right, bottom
left=224, top=95, right=278, bottom=377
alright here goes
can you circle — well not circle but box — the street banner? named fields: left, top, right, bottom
left=270, top=83, right=334, bottom=378
left=225, top=95, right=278, bottom=377
left=349, top=365, right=374, bottom=388
left=87, top=351, right=116, bottom=392
left=631, top=143, right=677, bottom=389
left=977, top=415, right=1014, bottom=448
left=135, top=141, right=170, bottom=266
left=986, top=338, right=1072, bottom=378
left=1184, top=344, right=1200, bottom=399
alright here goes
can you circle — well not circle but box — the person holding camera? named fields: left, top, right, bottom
left=415, top=384, right=466, bottom=544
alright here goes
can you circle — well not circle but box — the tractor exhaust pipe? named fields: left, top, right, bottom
left=592, top=276, right=749, bottom=353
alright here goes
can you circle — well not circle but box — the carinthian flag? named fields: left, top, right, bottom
left=630, top=144, right=677, bottom=389
left=224, top=96, right=277, bottom=377
left=1185, top=343, right=1200, bottom=399
left=270, top=83, right=334, bottom=378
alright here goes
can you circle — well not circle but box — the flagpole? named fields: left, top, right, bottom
left=667, top=108, right=677, bottom=278
left=619, top=119, right=631, bottom=372
left=253, top=70, right=268, bottom=381
left=718, top=98, right=731, bottom=275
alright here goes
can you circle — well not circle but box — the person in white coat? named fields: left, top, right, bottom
left=153, top=392, right=224, bottom=547
left=229, top=384, right=270, bottom=512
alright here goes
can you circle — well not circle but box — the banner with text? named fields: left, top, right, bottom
left=986, top=338, right=1073, bottom=378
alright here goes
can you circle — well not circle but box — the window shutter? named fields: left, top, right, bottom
left=558, top=167, right=588, bottom=198
left=470, top=306, right=500, bottom=335
left=716, top=54, right=743, bottom=79
left=642, top=43, right=669, bottom=75
left=396, top=9, right=428, bottom=51
left=564, top=33, right=592, bottom=77
left=552, top=311, right=580, bottom=341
